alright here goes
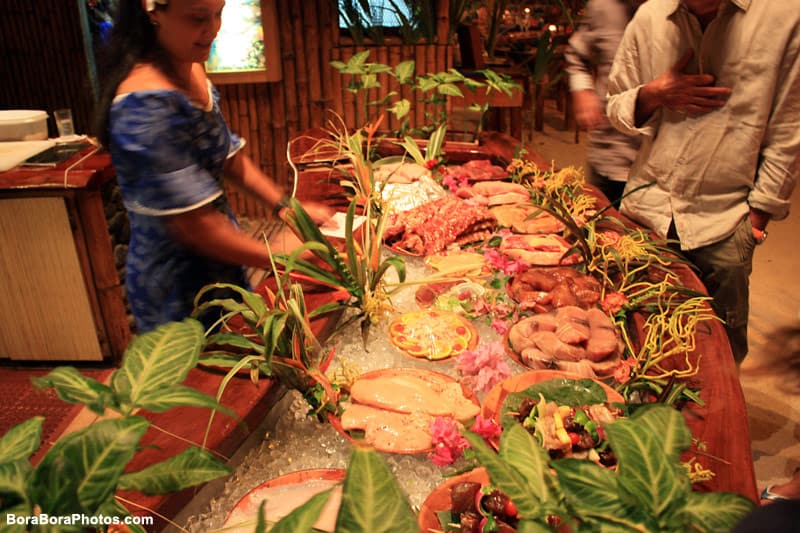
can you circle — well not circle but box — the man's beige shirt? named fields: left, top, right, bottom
left=607, top=0, right=800, bottom=250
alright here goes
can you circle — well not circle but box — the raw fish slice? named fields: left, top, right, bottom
left=585, top=308, right=620, bottom=361
left=350, top=375, right=479, bottom=420
left=340, top=404, right=433, bottom=451
left=554, top=306, right=590, bottom=344
left=530, top=330, right=588, bottom=361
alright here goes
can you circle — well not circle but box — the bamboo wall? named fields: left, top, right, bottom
left=0, top=0, right=452, bottom=218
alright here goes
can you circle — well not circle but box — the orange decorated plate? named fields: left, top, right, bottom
left=333, top=367, right=480, bottom=454
left=417, top=467, right=491, bottom=533
left=481, top=370, right=624, bottom=449
left=222, top=469, right=345, bottom=532
left=388, top=309, right=479, bottom=361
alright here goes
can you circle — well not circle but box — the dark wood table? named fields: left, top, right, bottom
left=289, top=129, right=759, bottom=503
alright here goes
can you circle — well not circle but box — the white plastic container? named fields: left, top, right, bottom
left=0, top=110, right=49, bottom=141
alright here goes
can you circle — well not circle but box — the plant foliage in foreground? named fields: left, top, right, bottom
left=462, top=404, right=754, bottom=532
left=0, top=320, right=234, bottom=532
left=252, top=406, right=752, bottom=533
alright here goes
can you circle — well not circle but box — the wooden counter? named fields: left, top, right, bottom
left=0, top=143, right=129, bottom=361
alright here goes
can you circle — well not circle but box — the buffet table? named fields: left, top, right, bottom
left=0, top=142, right=129, bottom=361
left=183, top=131, right=758, bottom=531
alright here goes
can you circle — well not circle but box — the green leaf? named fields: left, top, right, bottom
left=604, top=416, right=690, bottom=519
left=393, top=60, right=415, bottom=83
left=270, top=486, right=336, bottom=533
left=678, top=491, right=754, bottom=532
left=500, top=378, right=608, bottom=429
left=629, top=404, right=691, bottom=462
left=32, top=367, right=114, bottom=415
left=111, top=319, right=205, bottom=414
left=204, top=331, right=266, bottom=353
left=516, top=519, right=556, bottom=533
left=133, top=384, right=237, bottom=419
left=463, top=427, right=552, bottom=520
left=30, top=416, right=148, bottom=515
left=1, top=502, right=35, bottom=533
left=550, top=458, right=644, bottom=530
left=0, top=459, right=32, bottom=509
left=389, top=98, right=411, bottom=120
left=0, top=417, right=43, bottom=463
left=437, top=83, right=464, bottom=97
left=335, top=448, right=417, bottom=533
left=118, top=446, right=230, bottom=495
left=497, top=425, right=560, bottom=507
left=94, top=495, right=149, bottom=533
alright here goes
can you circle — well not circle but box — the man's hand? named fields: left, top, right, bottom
left=573, top=89, right=607, bottom=131
left=635, top=50, right=731, bottom=125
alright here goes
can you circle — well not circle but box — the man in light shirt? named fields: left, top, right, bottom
left=606, top=0, right=800, bottom=362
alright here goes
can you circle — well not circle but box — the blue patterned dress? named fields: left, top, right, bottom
left=109, top=83, right=249, bottom=332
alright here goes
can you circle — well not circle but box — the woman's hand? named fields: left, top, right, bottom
left=289, top=200, right=336, bottom=226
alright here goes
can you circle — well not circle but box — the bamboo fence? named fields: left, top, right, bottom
left=1, top=0, right=455, bottom=218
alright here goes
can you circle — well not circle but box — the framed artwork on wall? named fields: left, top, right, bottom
left=206, top=0, right=282, bottom=84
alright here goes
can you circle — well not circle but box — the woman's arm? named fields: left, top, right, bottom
left=224, top=149, right=334, bottom=223
left=166, top=204, right=274, bottom=269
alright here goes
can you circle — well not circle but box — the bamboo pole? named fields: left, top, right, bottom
left=290, top=0, right=310, bottom=131
left=304, top=0, right=324, bottom=128
left=375, top=45, right=390, bottom=128
left=330, top=47, right=345, bottom=127
left=387, top=45, right=403, bottom=133
left=414, top=45, right=426, bottom=130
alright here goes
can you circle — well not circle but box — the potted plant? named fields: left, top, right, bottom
left=1, top=320, right=235, bottom=532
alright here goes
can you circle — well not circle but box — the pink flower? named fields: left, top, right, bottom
left=490, top=318, right=510, bottom=335
left=484, top=248, right=527, bottom=276
left=471, top=415, right=502, bottom=441
left=456, top=341, right=513, bottom=393
left=601, top=292, right=629, bottom=314
left=429, top=417, right=469, bottom=466
left=441, top=172, right=469, bottom=194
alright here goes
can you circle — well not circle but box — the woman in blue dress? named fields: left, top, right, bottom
left=93, top=0, right=331, bottom=332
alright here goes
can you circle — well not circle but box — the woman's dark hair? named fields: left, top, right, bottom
left=92, top=0, right=170, bottom=146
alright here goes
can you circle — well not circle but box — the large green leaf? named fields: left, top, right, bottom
left=111, top=319, right=205, bottom=414
left=498, top=425, right=560, bottom=507
left=94, top=495, right=149, bottom=533
left=604, top=416, right=690, bottom=520
left=30, top=417, right=148, bottom=515
left=678, top=491, right=754, bottom=532
left=463, top=427, right=551, bottom=520
left=334, top=448, right=417, bottom=533
left=0, top=417, right=43, bottom=463
left=629, top=404, right=691, bottom=462
left=270, top=487, right=336, bottom=533
left=132, top=384, right=237, bottom=419
left=0, top=459, right=32, bottom=510
left=0, top=501, right=32, bottom=533
left=32, top=367, right=114, bottom=415
left=118, top=446, right=230, bottom=495
left=550, top=458, right=644, bottom=530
